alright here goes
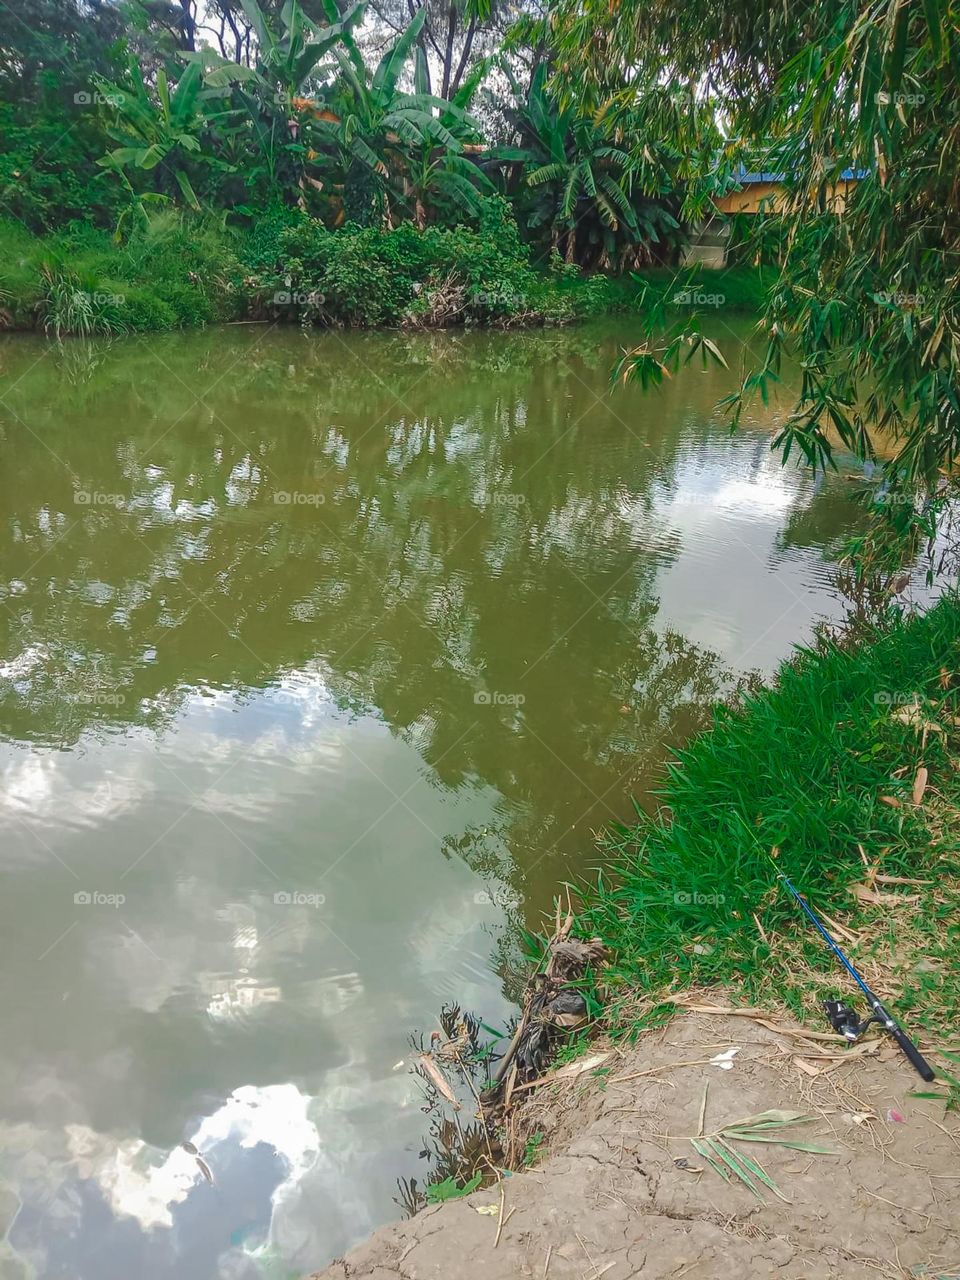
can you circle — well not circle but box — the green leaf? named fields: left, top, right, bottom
left=717, top=1139, right=790, bottom=1202
left=922, top=0, right=943, bottom=58
left=174, top=169, right=201, bottom=209
left=373, top=9, right=426, bottom=99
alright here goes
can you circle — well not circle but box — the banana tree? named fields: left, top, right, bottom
left=190, top=0, right=365, bottom=197
left=325, top=9, right=486, bottom=225
left=94, top=59, right=219, bottom=210
left=204, top=0, right=365, bottom=104
left=495, top=64, right=680, bottom=267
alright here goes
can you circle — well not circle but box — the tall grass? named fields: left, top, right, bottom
left=577, top=594, right=960, bottom=1036
left=0, top=213, right=242, bottom=335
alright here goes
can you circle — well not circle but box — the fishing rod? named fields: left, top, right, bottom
left=773, top=866, right=935, bottom=1082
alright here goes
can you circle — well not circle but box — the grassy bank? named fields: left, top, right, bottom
left=573, top=595, right=960, bottom=1046
left=0, top=207, right=768, bottom=337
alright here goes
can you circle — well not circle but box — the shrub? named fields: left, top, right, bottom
left=242, top=196, right=591, bottom=329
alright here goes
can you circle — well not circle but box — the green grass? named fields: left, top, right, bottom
left=575, top=594, right=960, bottom=1041
left=0, top=212, right=243, bottom=334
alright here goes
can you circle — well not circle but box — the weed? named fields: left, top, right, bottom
left=424, top=1173, right=482, bottom=1204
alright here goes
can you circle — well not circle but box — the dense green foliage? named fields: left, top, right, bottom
left=0, top=198, right=766, bottom=334
left=0, top=0, right=738, bottom=334
left=575, top=593, right=960, bottom=1038
left=551, top=0, right=960, bottom=522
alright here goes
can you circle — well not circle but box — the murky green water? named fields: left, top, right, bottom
left=0, top=320, right=863, bottom=1279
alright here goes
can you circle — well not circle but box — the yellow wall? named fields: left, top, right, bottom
left=713, top=179, right=858, bottom=215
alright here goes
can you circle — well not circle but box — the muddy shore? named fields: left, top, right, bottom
left=313, top=1007, right=958, bottom=1280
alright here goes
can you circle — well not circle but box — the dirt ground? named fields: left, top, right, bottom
left=313, top=1007, right=960, bottom=1280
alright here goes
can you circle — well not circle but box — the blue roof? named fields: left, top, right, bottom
left=733, top=164, right=868, bottom=184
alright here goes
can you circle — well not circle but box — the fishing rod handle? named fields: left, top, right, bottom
left=889, top=1024, right=935, bottom=1082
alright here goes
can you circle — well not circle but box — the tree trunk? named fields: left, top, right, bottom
left=450, top=17, right=477, bottom=97
left=178, top=0, right=196, bottom=51
left=440, top=6, right=456, bottom=99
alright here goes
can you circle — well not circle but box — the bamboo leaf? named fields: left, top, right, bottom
left=718, top=1139, right=790, bottom=1203
left=708, top=1138, right=764, bottom=1198
left=690, top=1137, right=730, bottom=1181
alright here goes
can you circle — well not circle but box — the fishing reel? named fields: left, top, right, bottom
left=822, top=999, right=885, bottom=1042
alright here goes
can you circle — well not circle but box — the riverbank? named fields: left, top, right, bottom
left=0, top=209, right=768, bottom=336
left=572, top=591, right=960, bottom=1047
left=321, top=594, right=960, bottom=1275
left=316, top=1006, right=960, bottom=1280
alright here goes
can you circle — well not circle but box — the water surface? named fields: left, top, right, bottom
left=0, top=320, right=863, bottom=1278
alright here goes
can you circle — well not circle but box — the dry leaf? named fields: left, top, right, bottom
left=912, top=766, right=928, bottom=805
left=892, top=704, right=943, bottom=734
left=792, top=1057, right=821, bottom=1077
left=418, top=1054, right=460, bottom=1109
left=849, top=882, right=920, bottom=907
left=514, top=1052, right=612, bottom=1093
left=878, top=794, right=901, bottom=808
left=552, top=1052, right=610, bottom=1080
left=844, top=1112, right=875, bottom=1126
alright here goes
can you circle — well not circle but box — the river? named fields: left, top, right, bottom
left=0, top=319, right=864, bottom=1279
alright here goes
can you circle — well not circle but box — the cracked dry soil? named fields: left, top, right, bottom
left=313, top=1012, right=960, bottom=1280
